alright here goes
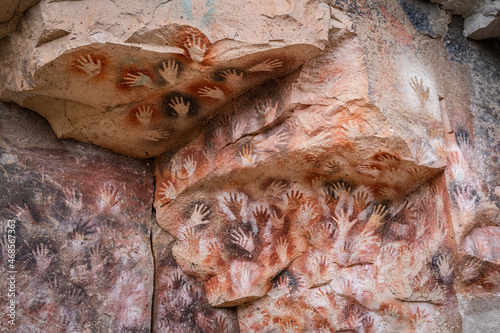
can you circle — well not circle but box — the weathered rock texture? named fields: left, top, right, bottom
left=0, top=0, right=499, bottom=332
left=426, top=0, right=500, bottom=39
left=0, top=0, right=329, bottom=157
left=0, top=0, right=39, bottom=41
left=0, top=103, right=155, bottom=332
left=152, top=220, right=240, bottom=332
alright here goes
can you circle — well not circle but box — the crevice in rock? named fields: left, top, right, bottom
left=149, top=175, right=157, bottom=333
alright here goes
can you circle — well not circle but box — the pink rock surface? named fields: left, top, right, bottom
left=0, top=104, right=154, bottom=332
left=0, top=0, right=499, bottom=332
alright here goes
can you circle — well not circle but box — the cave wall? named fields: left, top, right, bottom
left=0, top=103, right=155, bottom=332
left=0, top=0, right=499, bottom=332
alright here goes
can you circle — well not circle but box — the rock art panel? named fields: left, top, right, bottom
left=153, top=25, right=446, bottom=213
left=237, top=179, right=461, bottom=332
left=152, top=221, right=239, bottom=332
left=0, top=0, right=329, bottom=158
left=151, top=6, right=465, bottom=331
left=0, top=0, right=498, bottom=332
left=438, top=16, right=500, bottom=331
left=0, top=103, right=154, bottom=332
left=151, top=0, right=497, bottom=332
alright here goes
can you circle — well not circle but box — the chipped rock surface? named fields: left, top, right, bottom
left=0, top=0, right=499, bottom=332
left=0, top=0, right=39, bottom=40
left=426, top=0, right=500, bottom=39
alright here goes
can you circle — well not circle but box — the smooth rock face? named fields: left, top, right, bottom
left=0, top=103, right=155, bottom=332
left=0, top=0, right=499, bottom=332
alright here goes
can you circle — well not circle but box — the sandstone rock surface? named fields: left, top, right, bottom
left=0, top=0, right=329, bottom=158
left=0, top=102, right=155, bottom=332
left=0, top=0, right=499, bottom=332
left=0, top=0, right=39, bottom=40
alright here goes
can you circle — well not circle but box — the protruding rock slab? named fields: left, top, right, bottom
left=0, top=0, right=329, bottom=158
left=426, top=0, right=500, bottom=39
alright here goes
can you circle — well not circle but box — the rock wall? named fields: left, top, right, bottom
left=0, top=0, right=39, bottom=40
left=0, top=0, right=499, bottom=332
left=425, top=0, right=500, bottom=39
left=0, top=103, right=155, bottom=332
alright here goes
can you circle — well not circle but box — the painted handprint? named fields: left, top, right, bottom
left=63, top=188, right=82, bottom=212
left=183, top=155, right=197, bottom=180
left=410, top=76, right=430, bottom=102
left=285, top=189, right=304, bottom=207
left=169, top=96, right=190, bottom=117
left=249, top=58, right=283, bottom=72
left=231, top=227, right=255, bottom=253
left=238, top=265, right=254, bottom=290
left=261, top=128, right=289, bottom=151
left=136, top=105, right=153, bottom=125
left=159, top=181, right=176, bottom=202
left=184, top=35, right=207, bottom=62
left=357, top=163, right=380, bottom=177
left=198, top=86, right=224, bottom=99
left=435, top=254, right=454, bottom=280
left=99, top=183, right=121, bottom=208
left=222, top=192, right=244, bottom=220
left=341, top=120, right=362, bottom=139
left=281, top=321, right=299, bottom=333
left=159, top=60, right=178, bottom=85
left=452, top=184, right=478, bottom=211
left=89, top=243, right=103, bottom=273
left=256, top=100, right=279, bottom=125
left=189, top=203, right=210, bottom=226
left=211, top=127, right=226, bottom=148
left=238, top=142, right=256, bottom=164
left=276, top=238, right=288, bottom=263
left=333, top=209, right=357, bottom=250
left=231, top=121, right=245, bottom=140
left=412, top=307, right=431, bottom=326
left=141, top=129, right=169, bottom=141
left=266, top=179, right=287, bottom=197
left=220, top=69, right=244, bottom=86
left=123, top=72, right=153, bottom=88
left=456, top=131, right=471, bottom=148
left=379, top=186, right=398, bottom=199
left=7, top=202, right=33, bottom=223
left=180, top=226, right=198, bottom=247
left=353, top=187, right=371, bottom=208
left=75, top=55, right=102, bottom=77
left=32, top=243, right=51, bottom=272
left=313, top=254, right=330, bottom=279
left=367, top=204, right=388, bottom=227
left=275, top=275, right=291, bottom=294
left=329, top=181, right=351, bottom=198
